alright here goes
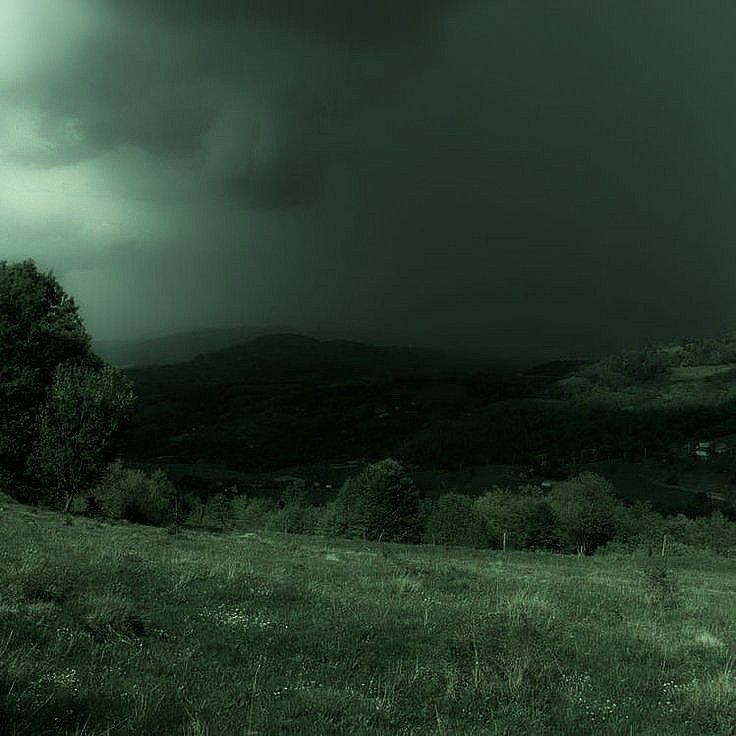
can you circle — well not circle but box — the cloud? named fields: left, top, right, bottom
left=102, top=0, right=473, bottom=47
left=9, top=1, right=466, bottom=209
left=5, top=1, right=736, bottom=356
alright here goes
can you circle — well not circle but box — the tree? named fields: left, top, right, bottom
left=336, top=459, right=421, bottom=542
left=0, top=260, right=97, bottom=484
left=547, top=473, right=623, bottom=553
left=27, top=364, right=134, bottom=512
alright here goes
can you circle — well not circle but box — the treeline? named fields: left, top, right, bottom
left=67, top=459, right=736, bottom=558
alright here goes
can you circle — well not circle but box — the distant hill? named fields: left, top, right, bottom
left=182, top=333, right=488, bottom=381
left=118, top=330, right=736, bottom=516
left=94, top=325, right=296, bottom=367
left=556, top=329, right=736, bottom=409
left=119, top=333, right=509, bottom=477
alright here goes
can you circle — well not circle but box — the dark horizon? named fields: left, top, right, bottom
left=89, top=319, right=732, bottom=368
left=4, top=1, right=736, bottom=360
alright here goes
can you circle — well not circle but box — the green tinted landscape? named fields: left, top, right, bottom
left=2, top=493, right=736, bottom=736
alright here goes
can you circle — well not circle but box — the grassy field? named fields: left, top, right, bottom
left=2, top=494, right=736, bottom=735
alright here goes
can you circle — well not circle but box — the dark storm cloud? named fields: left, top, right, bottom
left=106, top=0, right=472, bottom=47
left=8, top=0, right=736, bottom=356
left=20, top=0, right=471, bottom=208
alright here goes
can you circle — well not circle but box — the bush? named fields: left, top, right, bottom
left=313, top=501, right=343, bottom=537
left=335, top=459, right=421, bottom=542
left=546, top=473, right=623, bottom=553
left=199, top=493, right=236, bottom=531
left=91, top=461, right=179, bottom=526
left=474, top=488, right=558, bottom=550
left=229, top=496, right=275, bottom=531
left=263, top=504, right=322, bottom=534
left=422, top=493, right=489, bottom=547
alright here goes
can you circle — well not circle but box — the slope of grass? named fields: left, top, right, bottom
left=2, top=497, right=736, bottom=735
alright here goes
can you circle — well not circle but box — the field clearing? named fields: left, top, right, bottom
left=2, top=495, right=736, bottom=735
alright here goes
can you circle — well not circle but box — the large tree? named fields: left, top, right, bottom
left=0, top=260, right=128, bottom=502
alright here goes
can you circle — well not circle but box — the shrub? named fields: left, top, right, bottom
left=474, top=489, right=558, bottom=550
left=335, top=458, right=421, bottom=542
left=422, top=493, right=489, bottom=547
left=229, top=496, right=275, bottom=531
left=313, top=501, right=343, bottom=537
left=91, top=461, right=178, bottom=526
left=522, top=498, right=559, bottom=550
left=280, top=479, right=309, bottom=507
left=199, top=493, right=236, bottom=530
left=263, top=504, right=322, bottom=534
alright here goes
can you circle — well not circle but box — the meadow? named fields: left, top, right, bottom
left=2, top=493, right=735, bottom=735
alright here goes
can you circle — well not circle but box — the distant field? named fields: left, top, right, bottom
left=670, top=365, right=736, bottom=381
left=2, top=496, right=736, bottom=735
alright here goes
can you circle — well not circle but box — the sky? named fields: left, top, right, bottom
left=2, top=0, right=736, bottom=360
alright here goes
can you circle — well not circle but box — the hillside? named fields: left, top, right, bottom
left=118, top=332, right=736, bottom=518
left=557, top=331, right=736, bottom=409
left=2, top=496, right=736, bottom=735
left=93, top=325, right=297, bottom=368
left=119, top=333, right=509, bottom=481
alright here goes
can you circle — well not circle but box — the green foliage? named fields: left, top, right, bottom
left=422, top=493, right=489, bottom=547
left=335, top=458, right=421, bottom=542
left=642, top=560, right=680, bottom=611
left=474, top=488, right=558, bottom=550
left=312, top=500, right=344, bottom=536
left=199, top=493, right=236, bottom=530
left=229, top=495, right=275, bottom=530
left=27, top=364, right=134, bottom=511
left=92, top=461, right=179, bottom=526
left=547, top=473, right=623, bottom=553
left=264, top=504, right=323, bottom=534
left=522, top=498, right=559, bottom=550
left=279, top=479, right=309, bottom=507
left=679, top=334, right=736, bottom=366
left=587, top=346, right=669, bottom=388
left=0, top=260, right=97, bottom=483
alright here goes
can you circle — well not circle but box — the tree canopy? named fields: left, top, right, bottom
left=0, top=260, right=130, bottom=504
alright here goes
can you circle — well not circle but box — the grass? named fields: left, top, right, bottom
left=1, top=496, right=736, bottom=734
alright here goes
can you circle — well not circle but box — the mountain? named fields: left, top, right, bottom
left=94, top=324, right=296, bottom=367
left=182, top=333, right=488, bottom=381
